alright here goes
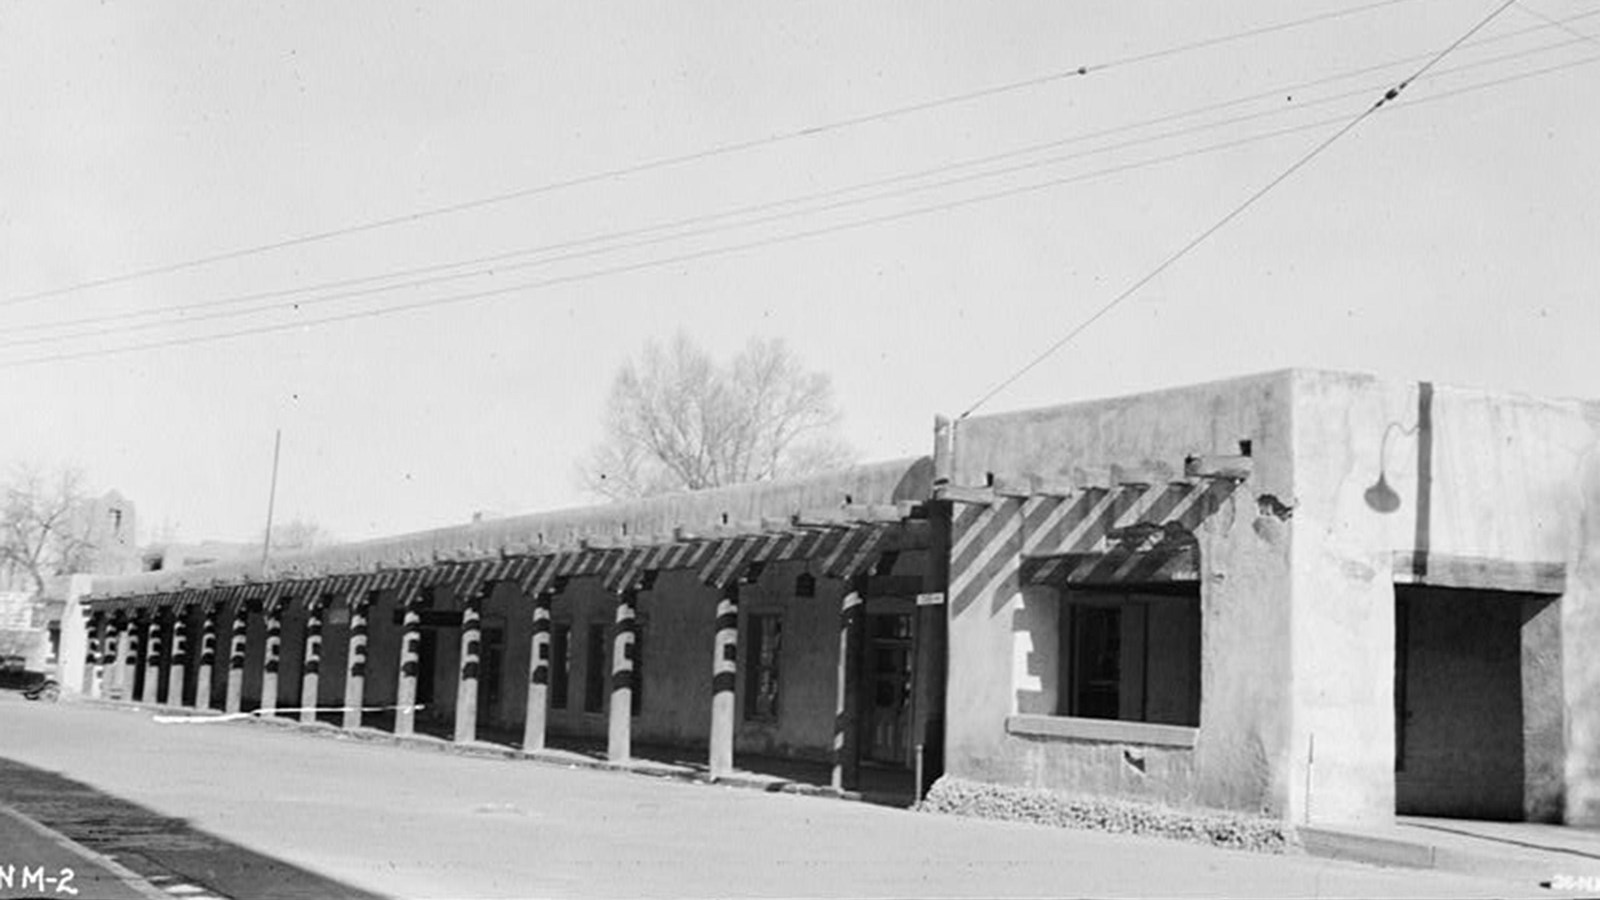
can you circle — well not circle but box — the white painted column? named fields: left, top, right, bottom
left=607, top=587, right=638, bottom=763
left=260, top=603, right=282, bottom=715
left=343, top=594, right=370, bottom=729
left=395, top=593, right=422, bottom=737
left=709, top=581, right=739, bottom=777
left=140, top=611, right=163, bottom=705
left=300, top=599, right=324, bottom=723
left=831, top=580, right=866, bottom=792
left=224, top=605, right=248, bottom=714
left=454, top=589, right=483, bottom=744
left=194, top=608, right=218, bottom=711
left=523, top=586, right=554, bottom=752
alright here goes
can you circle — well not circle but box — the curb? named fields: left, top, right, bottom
left=0, top=803, right=172, bottom=900
left=81, top=696, right=865, bottom=802
left=1298, top=826, right=1436, bottom=869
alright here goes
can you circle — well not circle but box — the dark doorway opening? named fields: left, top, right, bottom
left=864, top=610, right=913, bottom=766
left=1394, top=585, right=1562, bottom=821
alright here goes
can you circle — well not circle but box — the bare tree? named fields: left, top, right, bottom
left=582, top=335, right=854, bottom=500
left=0, top=465, right=97, bottom=596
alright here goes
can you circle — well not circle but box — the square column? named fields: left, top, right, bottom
left=343, top=593, right=371, bottom=729
left=608, top=586, right=639, bottom=763
left=168, top=612, right=188, bottom=708
left=709, top=582, right=739, bottom=778
left=454, top=589, right=484, bottom=744
left=113, top=614, right=134, bottom=700
left=260, top=604, right=283, bottom=715
left=395, top=592, right=424, bottom=736
left=195, top=608, right=218, bottom=711
left=523, top=586, right=555, bottom=752
left=301, top=599, right=325, bottom=723
left=832, top=579, right=866, bottom=792
left=141, top=611, right=163, bottom=705
left=84, top=612, right=104, bottom=699
left=225, top=605, right=248, bottom=714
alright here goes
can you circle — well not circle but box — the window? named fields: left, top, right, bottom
left=549, top=624, right=570, bottom=710
left=745, top=614, right=782, bottom=721
left=1069, top=606, right=1121, bottom=719
left=584, top=623, right=607, bottom=713
left=1062, top=589, right=1200, bottom=727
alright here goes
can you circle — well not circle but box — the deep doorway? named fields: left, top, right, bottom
left=864, top=610, right=913, bottom=766
left=1394, top=585, right=1562, bottom=821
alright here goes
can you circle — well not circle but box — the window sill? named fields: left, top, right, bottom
left=1005, top=714, right=1197, bottom=749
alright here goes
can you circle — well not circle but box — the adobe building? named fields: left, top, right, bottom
left=78, top=369, right=1600, bottom=829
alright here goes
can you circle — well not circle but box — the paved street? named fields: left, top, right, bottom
left=0, top=805, right=150, bottom=900
left=0, top=694, right=1555, bottom=899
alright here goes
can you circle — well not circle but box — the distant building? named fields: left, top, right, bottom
left=0, top=490, right=138, bottom=673
left=142, top=541, right=255, bottom=573
left=78, top=370, right=1600, bottom=830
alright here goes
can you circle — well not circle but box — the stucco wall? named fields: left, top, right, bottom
left=1290, top=371, right=1600, bottom=824
left=944, top=371, right=1297, bottom=816
left=942, top=368, right=1600, bottom=824
left=541, top=565, right=858, bottom=758
left=733, top=562, right=841, bottom=760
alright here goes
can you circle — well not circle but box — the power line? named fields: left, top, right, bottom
left=957, top=0, right=1524, bottom=418
left=1512, top=0, right=1600, bottom=45
left=1, top=0, right=1433, bottom=309
left=5, top=43, right=1591, bottom=372
left=5, top=20, right=1589, bottom=351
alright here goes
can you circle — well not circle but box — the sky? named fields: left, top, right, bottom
left=1, top=1, right=1596, bottom=546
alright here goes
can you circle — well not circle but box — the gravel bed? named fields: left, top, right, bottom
left=917, top=776, right=1293, bottom=854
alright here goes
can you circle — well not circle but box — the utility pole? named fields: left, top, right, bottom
left=260, top=429, right=282, bottom=577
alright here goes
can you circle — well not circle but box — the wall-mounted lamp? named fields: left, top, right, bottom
left=1364, top=421, right=1419, bottom=514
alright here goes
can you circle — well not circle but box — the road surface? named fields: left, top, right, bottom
left=0, top=693, right=1552, bottom=899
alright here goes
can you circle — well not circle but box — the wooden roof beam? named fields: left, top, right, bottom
left=1184, top=454, right=1254, bottom=481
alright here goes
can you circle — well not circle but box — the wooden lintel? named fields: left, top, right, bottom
left=933, top=484, right=995, bottom=506
left=1391, top=552, right=1566, bottom=595
left=987, top=474, right=1031, bottom=496
left=1184, top=455, right=1254, bottom=480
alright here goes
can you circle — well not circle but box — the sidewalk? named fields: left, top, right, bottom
left=106, top=697, right=918, bottom=806
left=1302, top=815, right=1600, bottom=889
left=0, top=804, right=164, bottom=900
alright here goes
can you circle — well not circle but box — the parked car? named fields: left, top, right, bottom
left=0, top=654, right=60, bottom=700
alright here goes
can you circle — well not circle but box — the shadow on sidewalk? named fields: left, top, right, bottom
left=0, top=756, right=384, bottom=900
left=469, top=723, right=918, bottom=808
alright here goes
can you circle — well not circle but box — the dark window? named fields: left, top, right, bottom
left=1063, top=590, right=1200, bottom=727
left=794, top=572, right=816, bottom=598
left=745, top=615, right=782, bottom=721
left=584, top=623, right=607, bottom=713
left=549, top=625, right=570, bottom=710
left=1069, top=606, right=1121, bottom=719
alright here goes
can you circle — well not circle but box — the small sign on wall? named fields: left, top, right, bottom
left=916, top=592, right=945, bottom=607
